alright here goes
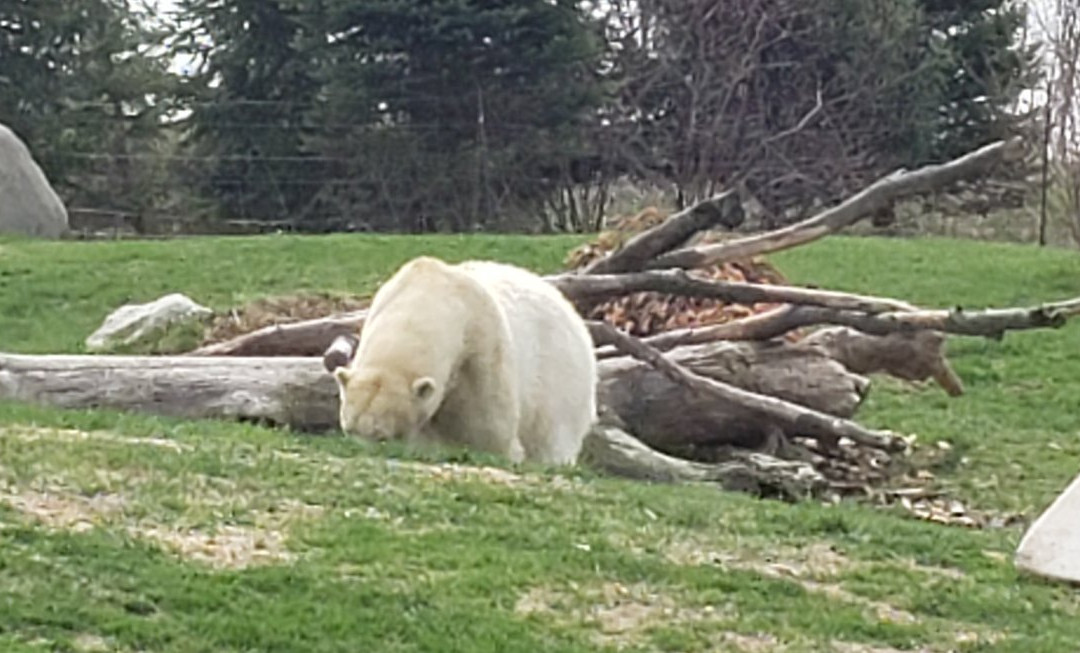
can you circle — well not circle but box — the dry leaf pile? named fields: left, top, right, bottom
left=810, top=438, right=1027, bottom=529
left=565, top=207, right=792, bottom=337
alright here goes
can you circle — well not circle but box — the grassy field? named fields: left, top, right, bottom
left=1, top=233, right=1079, bottom=652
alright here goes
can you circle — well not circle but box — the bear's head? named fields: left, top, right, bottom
left=332, top=366, right=441, bottom=443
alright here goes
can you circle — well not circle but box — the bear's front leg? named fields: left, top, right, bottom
left=429, top=408, right=524, bottom=463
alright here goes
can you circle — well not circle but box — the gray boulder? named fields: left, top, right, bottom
left=0, top=123, right=69, bottom=238
left=86, top=293, right=213, bottom=352
left=1015, top=472, right=1080, bottom=585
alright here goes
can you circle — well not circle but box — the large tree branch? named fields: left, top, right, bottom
left=550, top=269, right=917, bottom=313
left=586, top=321, right=906, bottom=453
left=190, top=310, right=367, bottom=357
left=581, top=191, right=744, bottom=274
left=800, top=327, right=965, bottom=397
left=624, top=297, right=1080, bottom=352
left=649, top=137, right=1026, bottom=269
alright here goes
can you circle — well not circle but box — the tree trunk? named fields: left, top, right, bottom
left=592, top=328, right=899, bottom=456
left=1, top=341, right=868, bottom=450
left=0, top=354, right=342, bottom=431
left=581, top=419, right=826, bottom=500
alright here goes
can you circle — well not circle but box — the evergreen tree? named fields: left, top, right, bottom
left=918, top=0, right=1039, bottom=159
left=177, top=0, right=607, bottom=230
left=0, top=0, right=177, bottom=206
left=175, top=0, right=322, bottom=223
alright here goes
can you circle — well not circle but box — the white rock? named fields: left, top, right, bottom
left=86, top=293, right=212, bottom=352
left=0, top=122, right=69, bottom=239
left=1015, top=472, right=1080, bottom=585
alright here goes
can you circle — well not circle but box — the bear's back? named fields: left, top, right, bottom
left=456, top=260, right=597, bottom=463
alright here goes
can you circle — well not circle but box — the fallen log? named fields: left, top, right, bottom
left=594, top=306, right=809, bottom=354
left=0, top=354, right=343, bottom=430
left=581, top=418, right=826, bottom=500
left=1, top=339, right=869, bottom=452
left=596, top=338, right=867, bottom=453
left=801, top=327, right=965, bottom=397
left=649, top=137, right=1025, bottom=270
left=595, top=319, right=964, bottom=395
left=190, top=310, right=367, bottom=357
left=587, top=321, right=906, bottom=453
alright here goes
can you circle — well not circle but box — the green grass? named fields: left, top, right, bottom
left=1, top=233, right=1079, bottom=652
left=0, top=233, right=583, bottom=354
left=772, top=238, right=1080, bottom=516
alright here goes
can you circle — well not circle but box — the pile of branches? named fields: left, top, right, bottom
left=3, top=137, right=1078, bottom=509
left=565, top=206, right=793, bottom=337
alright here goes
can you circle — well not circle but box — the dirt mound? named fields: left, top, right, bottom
left=202, top=292, right=368, bottom=346
left=565, top=207, right=793, bottom=337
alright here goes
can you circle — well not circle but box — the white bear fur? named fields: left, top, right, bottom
left=333, top=255, right=597, bottom=465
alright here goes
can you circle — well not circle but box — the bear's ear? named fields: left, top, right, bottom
left=333, top=367, right=351, bottom=387
left=412, top=376, right=437, bottom=401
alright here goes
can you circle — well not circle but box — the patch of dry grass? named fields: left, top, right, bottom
left=3, top=425, right=192, bottom=452
left=0, top=479, right=323, bottom=570
left=515, top=581, right=728, bottom=649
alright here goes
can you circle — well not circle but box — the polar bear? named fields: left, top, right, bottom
left=331, top=255, right=597, bottom=465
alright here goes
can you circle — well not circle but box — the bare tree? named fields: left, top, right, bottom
left=588, top=0, right=947, bottom=225
left=1036, top=0, right=1080, bottom=244
left=582, top=0, right=1040, bottom=231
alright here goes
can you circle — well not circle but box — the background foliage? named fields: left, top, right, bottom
left=0, top=0, right=1040, bottom=233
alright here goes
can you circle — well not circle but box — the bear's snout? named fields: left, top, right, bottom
left=342, top=413, right=401, bottom=443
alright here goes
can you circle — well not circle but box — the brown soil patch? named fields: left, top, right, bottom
left=276, top=448, right=585, bottom=492
left=896, top=558, right=967, bottom=581
left=664, top=539, right=853, bottom=580
left=390, top=459, right=587, bottom=493
left=202, top=291, right=369, bottom=345
left=397, top=461, right=528, bottom=486
left=127, top=497, right=325, bottom=570
left=796, top=580, right=920, bottom=626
